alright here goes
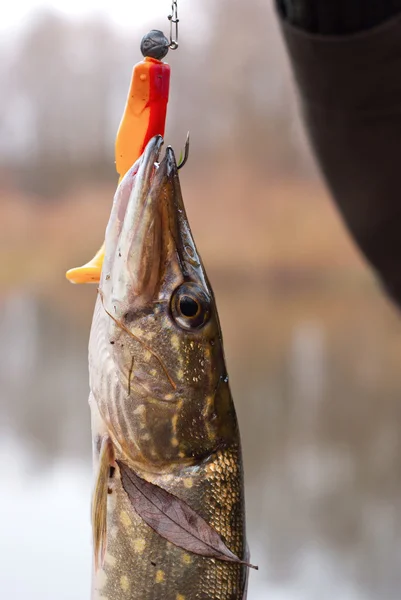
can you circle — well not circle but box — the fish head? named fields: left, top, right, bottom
left=90, top=136, right=238, bottom=472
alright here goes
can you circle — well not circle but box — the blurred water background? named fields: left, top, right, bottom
left=2, top=1, right=401, bottom=599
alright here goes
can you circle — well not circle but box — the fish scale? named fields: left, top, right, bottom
left=94, top=447, right=245, bottom=600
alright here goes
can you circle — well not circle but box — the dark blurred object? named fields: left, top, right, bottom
left=276, top=5, right=401, bottom=308
left=277, top=0, right=401, bottom=33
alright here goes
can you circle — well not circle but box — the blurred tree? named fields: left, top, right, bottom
left=168, top=0, right=308, bottom=175
left=0, top=1, right=313, bottom=197
left=203, top=0, right=305, bottom=172
left=10, top=12, right=120, bottom=195
left=16, top=13, right=72, bottom=165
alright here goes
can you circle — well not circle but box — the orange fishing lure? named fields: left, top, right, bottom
left=66, top=38, right=171, bottom=284
left=116, top=57, right=170, bottom=183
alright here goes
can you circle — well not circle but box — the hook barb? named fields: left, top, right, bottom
left=177, top=132, right=190, bottom=170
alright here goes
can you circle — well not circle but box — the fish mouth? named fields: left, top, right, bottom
left=102, top=135, right=184, bottom=308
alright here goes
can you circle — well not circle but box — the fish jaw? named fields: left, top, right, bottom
left=101, top=134, right=165, bottom=307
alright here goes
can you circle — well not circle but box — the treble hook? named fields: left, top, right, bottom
left=168, top=0, right=179, bottom=50
left=178, top=132, right=190, bottom=170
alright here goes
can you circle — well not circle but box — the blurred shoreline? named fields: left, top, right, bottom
left=0, top=175, right=373, bottom=302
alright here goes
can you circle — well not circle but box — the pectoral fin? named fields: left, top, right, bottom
left=92, top=436, right=115, bottom=570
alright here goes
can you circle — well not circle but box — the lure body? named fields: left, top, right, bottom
left=89, top=137, right=251, bottom=599
left=115, top=57, right=170, bottom=181
left=66, top=57, right=170, bottom=284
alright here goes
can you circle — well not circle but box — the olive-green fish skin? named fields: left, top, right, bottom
left=89, top=137, right=248, bottom=599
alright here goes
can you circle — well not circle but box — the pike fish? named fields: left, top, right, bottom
left=89, top=135, right=254, bottom=600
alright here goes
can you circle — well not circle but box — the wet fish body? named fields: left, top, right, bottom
left=89, top=136, right=250, bottom=599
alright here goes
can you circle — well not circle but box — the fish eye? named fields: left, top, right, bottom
left=171, top=283, right=210, bottom=330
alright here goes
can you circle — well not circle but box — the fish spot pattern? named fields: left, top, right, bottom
left=171, top=334, right=180, bottom=350
left=155, top=570, right=165, bottom=583
left=131, top=538, right=146, bottom=554
left=120, top=575, right=130, bottom=592
left=120, top=510, right=132, bottom=529
left=143, top=350, right=152, bottom=362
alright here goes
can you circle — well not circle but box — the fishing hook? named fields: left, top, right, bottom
left=168, top=0, right=179, bottom=49
left=178, top=132, right=190, bottom=169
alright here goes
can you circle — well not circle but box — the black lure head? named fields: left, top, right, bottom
left=140, top=30, right=169, bottom=60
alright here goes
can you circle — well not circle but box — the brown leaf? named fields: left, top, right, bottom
left=117, top=460, right=258, bottom=570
